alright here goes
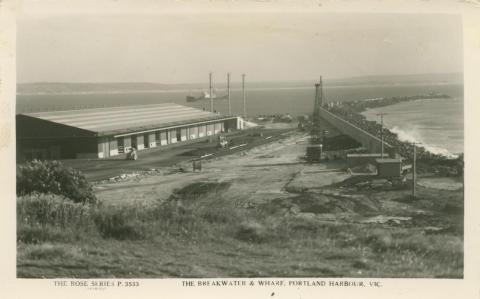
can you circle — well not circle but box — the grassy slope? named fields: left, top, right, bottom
left=17, top=179, right=463, bottom=278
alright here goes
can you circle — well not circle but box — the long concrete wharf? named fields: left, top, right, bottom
left=318, top=107, right=392, bottom=153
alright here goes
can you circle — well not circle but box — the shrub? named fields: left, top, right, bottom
left=171, top=182, right=231, bottom=201
left=361, top=228, right=393, bottom=253
left=199, top=206, right=237, bottom=224
left=17, top=193, right=96, bottom=243
left=17, top=193, right=93, bottom=227
left=17, top=160, right=96, bottom=204
left=93, top=206, right=147, bottom=240
left=25, top=243, right=82, bottom=260
left=17, top=225, right=69, bottom=244
left=235, top=221, right=268, bottom=243
left=17, top=193, right=147, bottom=242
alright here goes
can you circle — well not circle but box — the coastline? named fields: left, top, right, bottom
left=360, top=97, right=463, bottom=158
left=324, top=94, right=463, bottom=176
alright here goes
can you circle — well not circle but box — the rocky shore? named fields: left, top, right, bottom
left=323, top=94, right=463, bottom=177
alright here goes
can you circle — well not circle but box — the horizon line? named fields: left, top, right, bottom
left=17, top=72, right=463, bottom=86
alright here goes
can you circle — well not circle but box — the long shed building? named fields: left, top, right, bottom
left=17, top=103, right=242, bottom=160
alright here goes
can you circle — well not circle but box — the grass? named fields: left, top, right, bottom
left=17, top=181, right=464, bottom=278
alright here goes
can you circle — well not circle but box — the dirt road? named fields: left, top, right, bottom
left=95, top=129, right=350, bottom=206
left=62, top=127, right=294, bottom=181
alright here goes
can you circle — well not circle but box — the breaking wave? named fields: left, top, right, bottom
left=390, top=126, right=458, bottom=158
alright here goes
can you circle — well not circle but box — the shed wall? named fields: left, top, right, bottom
left=17, top=115, right=240, bottom=160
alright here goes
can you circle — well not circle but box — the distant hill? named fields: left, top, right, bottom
left=17, top=73, right=463, bottom=95
left=16, top=82, right=196, bottom=95
left=325, top=72, right=463, bottom=87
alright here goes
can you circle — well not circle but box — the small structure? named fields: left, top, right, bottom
left=306, top=144, right=323, bottom=162
left=376, top=158, right=402, bottom=178
left=193, top=159, right=202, bottom=172
left=323, top=148, right=348, bottom=161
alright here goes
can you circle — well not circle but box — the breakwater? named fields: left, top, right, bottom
left=323, top=95, right=457, bottom=161
left=318, top=95, right=463, bottom=176
left=318, top=107, right=391, bottom=154
left=319, top=95, right=463, bottom=177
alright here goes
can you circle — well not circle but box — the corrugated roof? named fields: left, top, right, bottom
left=22, top=103, right=226, bottom=135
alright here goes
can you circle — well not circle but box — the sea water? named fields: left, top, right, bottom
left=361, top=97, right=464, bottom=157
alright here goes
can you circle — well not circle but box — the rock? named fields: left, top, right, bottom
left=289, top=205, right=300, bottom=214
left=297, top=212, right=316, bottom=219
left=361, top=215, right=411, bottom=224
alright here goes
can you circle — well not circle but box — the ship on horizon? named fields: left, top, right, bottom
left=186, top=90, right=228, bottom=102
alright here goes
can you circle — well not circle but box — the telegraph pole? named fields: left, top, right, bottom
left=242, top=74, right=246, bottom=118
left=377, top=113, right=387, bottom=159
left=227, top=73, right=231, bottom=115
left=412, top=142, right=417, bottom=200
left=319, top=76, right=324, bottom=107
left=209, top=72, right=214, bottom=113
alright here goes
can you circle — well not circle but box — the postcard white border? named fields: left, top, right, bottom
left=1, top=1, right=479, bottom=298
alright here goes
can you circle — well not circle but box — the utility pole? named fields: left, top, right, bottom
left=242, top=73, right=246, bottom=118
left=312, top=83, right=321, bottom=140
left=306, top=79, right=324, bottom=163
left=412, top=142, right=417, bottom=199
left=208, top=72, right=213, bottom=144
left=314, top=83, right=319, bottom=116
left=227, top=73, right=231, bottom=115
left=376, top=113, right=387, bottom=159
left=209, top=72, right=214, bottom=113
left=319, top=76, right=323, bottom=107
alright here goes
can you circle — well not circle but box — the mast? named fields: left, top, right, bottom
left=312, top=82, right=321, bottom=141
left=209, top=72, right=213, bottom=112
left=319, top=76, right=323, bottom=107
left=227, top=73, right=231, bottom=115
left=242, top=74, right=246, bottom=117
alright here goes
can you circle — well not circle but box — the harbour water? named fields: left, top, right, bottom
left=16, top=82, right=463, bottom=156
left=361, top=97, right=464, bottom=157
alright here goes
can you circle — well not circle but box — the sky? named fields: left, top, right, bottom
left=17, top=12, right=463, bottom=84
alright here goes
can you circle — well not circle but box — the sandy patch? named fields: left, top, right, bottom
left=417, top=177, right=463, bottom=191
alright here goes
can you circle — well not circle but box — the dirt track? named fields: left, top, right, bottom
left=61, top=126, right=294, bottom=181
left=95, top=127, right=350, bottom=207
